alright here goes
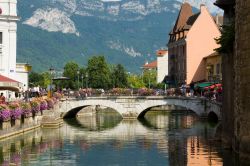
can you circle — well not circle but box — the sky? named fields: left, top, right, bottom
left=177, top=0, right=222, bottom=13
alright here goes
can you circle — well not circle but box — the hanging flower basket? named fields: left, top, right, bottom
left=9, top=102, right=22, bottom=120
left=46, top=98, right=54, bottom=109
left=20, top=102, right=32, bottom=118
left=40, top=99, right=48, bottom=111
left=0, top=109, right=11, bottom=122
left=30, top=100, right=41, bottom=115
left=11, top=108, right=22, bottom=120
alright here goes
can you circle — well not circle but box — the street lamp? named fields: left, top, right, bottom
left=86, top=73, right=89, bottom=89
left=81, top=75, right=83, bottom=89
left=77, top=69, right=80, bottom=90
left=49, top=66, right=55, bottom=98
left=148, top=69, right=151, bottom=89
left=24, top=63, right=32, bottom=101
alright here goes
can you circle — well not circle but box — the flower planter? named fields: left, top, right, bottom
left=24, top=117, right=34, bottom=126
left=15, top=119, right=21, bottom=127
left=2, top=121, right=11, bottom=131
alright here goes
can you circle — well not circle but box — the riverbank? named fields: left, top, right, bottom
left=0, top=103, right=62, bottom=140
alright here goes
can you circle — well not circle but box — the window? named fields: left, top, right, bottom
left=210, top=65, right=214, bottom=75
left=0, top=32, right=2, bottom=44
left=216, top=63, right=220, bottom=75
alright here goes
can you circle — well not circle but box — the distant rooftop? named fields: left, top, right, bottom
left=156, top=50, right=168, bottom=57
left=142, top=61, right=157, bottom=69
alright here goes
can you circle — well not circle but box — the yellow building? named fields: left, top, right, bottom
left=203, top=52, right=222, bottom=83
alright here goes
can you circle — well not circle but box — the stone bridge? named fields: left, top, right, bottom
left=59, top=96, right=222, bottom=120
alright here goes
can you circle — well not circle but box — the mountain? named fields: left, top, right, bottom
left=17, top=0, right=220, bottom=73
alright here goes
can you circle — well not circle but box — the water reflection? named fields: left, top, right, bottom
left=0, top=110, right=238, bottom=166
left=64, top=111, right=122, bottom=131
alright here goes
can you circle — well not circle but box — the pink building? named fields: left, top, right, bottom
left=167, top=3, right=221, bottom=86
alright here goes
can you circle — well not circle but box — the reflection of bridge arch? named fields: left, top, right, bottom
left=60, top=97, right=221, bottom=120
left=64, top=116, right=122, bottom=131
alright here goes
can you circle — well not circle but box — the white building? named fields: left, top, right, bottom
left=0, top=0, right=30, bottom=94
left=156, top=50, right=168, bottom=83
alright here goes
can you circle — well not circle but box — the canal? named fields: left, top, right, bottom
left=0, top=109, right=238, bottom=165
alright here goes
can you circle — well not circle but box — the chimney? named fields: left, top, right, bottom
left=200, top=4, right=207, bottom=13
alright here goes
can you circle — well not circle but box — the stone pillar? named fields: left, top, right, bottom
left=221, top=52, right=235, bottom=146
left=2, top=121, right=11, bottom=131
left=235, top=0, right=250, bottom=161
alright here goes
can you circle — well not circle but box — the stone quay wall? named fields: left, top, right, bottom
left=234, top=0, right=250, bottom=159
left=0, top=103, right=62, bottom=140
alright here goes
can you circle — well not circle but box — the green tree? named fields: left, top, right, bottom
left=87, top=56, right=111, bottom=89
left=63, top=61, right=79, bottom=89
left=127, top=74, right=145, bottom=88
left=143, top=70, right=157, bottom=88
left=215, top=22, right=235, bottom=54
left=42, top=72, right=52, bottom=88
left=111, top=64, right=128, bottom=88
left=29, top=71, right=51, bottom=88
left=29, top=72, right=43, bottom=87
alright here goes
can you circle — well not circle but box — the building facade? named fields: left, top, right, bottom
left=203, top=52, right=222, bottom=83
left=156, top=50, right=168, bottom=83
left=142, top=50, right=168, bottom=84
left=0, top=0, right=30, bottom=92
left=0, top=0, right=18, bottom=79
left=167, top=3, right=221, bottom=86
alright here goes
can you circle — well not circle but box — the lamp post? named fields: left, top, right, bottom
left=148, top=70, right=151, bottom=89
left=81, top=75, right=83, bottom=89
left=49, top=66, right=55, bottom=98
left=77, top=69, right=80, bottom=90
left=85, top=73, right=88, bottom=89
left=24, top=63, right=32, bottom=101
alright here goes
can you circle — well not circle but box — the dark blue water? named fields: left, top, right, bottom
left=0, top=111, right=237, bottom=166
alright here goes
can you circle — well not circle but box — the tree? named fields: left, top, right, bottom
left=29, top=71, right=51, bottom=88
left=111, top=64, right=128, bottom=88
left=127, top=74, right=145, bottom=88
left=87, top=56, right=111, bottom=89
left=142, top=70, right=157, bottom=88
left=63, top=61, right=79, bottom=89
left=215, top=22, right=235, bottom=54
left=29, top=72, right=43, bottom=87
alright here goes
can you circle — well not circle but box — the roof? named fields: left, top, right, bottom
left=172, top=3, right=193, bottom=33
left=213, top=15, right=224, bottom=26
left=186, top=13, right=200, bottom=26
left=203, top=52, right=220, bottom=59
left=143, top=61, right=157, bottom=69
left=0, top=74, right=21, bottom=91
left=156, top=50, right=168, bottom=57
left=0, top=74, right=19, bottom=83
left=214, top=0, right=235, bottom=8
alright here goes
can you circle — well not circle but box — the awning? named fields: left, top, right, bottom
left=195, top=82, right=214, bottom=89
left=0, top=74, right=22, bottom=92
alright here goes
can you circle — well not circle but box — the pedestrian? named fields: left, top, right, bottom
left=190, top=81, right=195, bottom=97
left=181, top=84, right=186, bottom=96
left=0, top=93, right=5, bottom=104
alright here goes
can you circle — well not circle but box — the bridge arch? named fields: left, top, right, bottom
left=61, top=99, right=125, bottom=119
left=59, top=97, right=221, bottom=120
left=136, top=98, right=206, bottom=118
